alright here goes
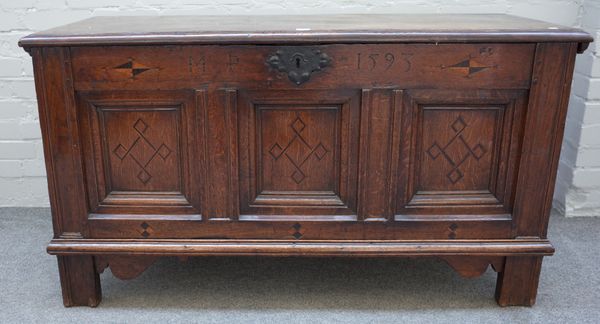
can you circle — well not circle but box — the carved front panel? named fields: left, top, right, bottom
left=396, top=89, right=527, bottom=216
left=77, top=90, right=202, bottom=214
left=104, top=110, right=179, bottom=192
left=260, top=107, right=337, bottom=191
left=67, top=45, right=533, bottom=239
left=420, top=109, right=496, bottom=191
left=238, top=90, right=360, bottom=218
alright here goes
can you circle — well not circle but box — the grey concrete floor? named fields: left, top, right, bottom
left=1, top=207, right=599, bottom=323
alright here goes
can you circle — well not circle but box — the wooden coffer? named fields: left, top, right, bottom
left=19, top=14, right=592, bottom=307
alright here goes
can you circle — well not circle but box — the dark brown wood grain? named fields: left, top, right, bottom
left=95, top=255, right=158, bottom=280
left=512, top=43, right=579, bottom=238
left=495, top=256, right=544, bottom=306
left=358, top=89, right=402, bottom=220
left=57, top=256, right=101, bottom=307
left=85, top=216, right=513, bottom=239
left=31, top=47, right=88, bottom=238
left=24, top=15, right=591, bottom=307
left=47, top=238, right=555, bottom=256
left=441, top=256, right=505, bottom=278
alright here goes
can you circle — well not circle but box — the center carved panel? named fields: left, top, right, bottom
left=237, top=89, right=360, bottom=216
left=260, top=108, right=338, bottom=192
left=267, top=116, right=330, bottom=184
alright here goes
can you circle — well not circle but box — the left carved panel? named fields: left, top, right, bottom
left=106, top=111, right=178, bottom=191
left=77, top=90, right=203, bottom=215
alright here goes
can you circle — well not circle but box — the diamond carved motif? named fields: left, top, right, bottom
left=289, top=223, right=305, bottom=239
left=138, top=222, right=154, bottom=238
left=314, top=143, right=328, bottom=160
left=268, top=143, right=284, bottom=160
left=267, top=115, right=330, bottom=184
left=112, top=118, right=173, bottom=185
left=426, top=116, right=487, bottom=184
left=134, top=118, right=148, bottom=133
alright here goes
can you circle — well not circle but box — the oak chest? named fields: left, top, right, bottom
left=19, top=14, right=592, bottom=307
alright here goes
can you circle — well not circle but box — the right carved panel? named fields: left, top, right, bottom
left=396, top=89, right=527, bottom=217
left=420, top=108, right=496, bottom=191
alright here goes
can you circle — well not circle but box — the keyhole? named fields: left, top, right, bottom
left=295, top=57, right=301, bottom=68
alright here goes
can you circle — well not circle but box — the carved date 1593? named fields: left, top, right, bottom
left=356, top=52, right=413, bottom=72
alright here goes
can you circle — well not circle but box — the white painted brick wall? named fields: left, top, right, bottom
left=554, top=0, right=600, bottom=217
left=0, top=0, right=598, bottom=214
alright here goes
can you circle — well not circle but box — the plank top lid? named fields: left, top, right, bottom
left=18, top=14, right=592, bottom=51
